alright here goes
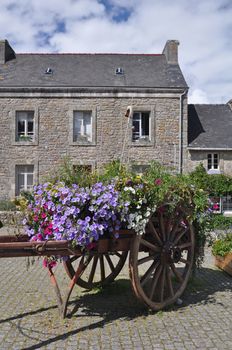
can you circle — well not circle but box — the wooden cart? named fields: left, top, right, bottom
left=0, top=205, right=194, bottom=318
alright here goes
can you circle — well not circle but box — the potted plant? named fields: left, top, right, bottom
left=212, top=233, right=232, bottom=276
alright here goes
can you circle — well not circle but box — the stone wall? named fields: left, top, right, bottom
left=0, top=211, right=23, bottom=226
left=0, top=93, right=184, bottom=199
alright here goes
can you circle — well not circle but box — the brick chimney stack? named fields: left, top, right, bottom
left=162, top=40, right=179, bottom=64
left=0, top=40, right=16, bottom=64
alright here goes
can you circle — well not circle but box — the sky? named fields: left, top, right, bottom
left=0, top=0, right=231, bottom=103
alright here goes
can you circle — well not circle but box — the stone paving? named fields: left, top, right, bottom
left=0, top=228, right=231, bottom=349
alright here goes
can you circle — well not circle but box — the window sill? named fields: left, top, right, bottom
left=12, top=141, right=38, bottom=146
left=207, top=169, right=221, bottom=175
left=70, top=141, right=96, bottom=147
left=130, top=140, right=153, bottom=147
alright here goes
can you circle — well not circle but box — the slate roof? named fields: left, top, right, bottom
left=188, top=104, right=232, bottom=149
left=0, top=53, right=187, bottom=89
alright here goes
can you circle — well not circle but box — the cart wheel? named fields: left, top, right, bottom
left=64, top=251, right=128, bottom=289
left=129, top=205, right=195, bottom=311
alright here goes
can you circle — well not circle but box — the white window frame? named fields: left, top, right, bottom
left=207, top=153, right=219, bottom=171
left=11, top=108, right=39, bottom=146
left=73, top=111, right=92, bottom=143
left=132, top=111, right=151, bottom=142
left=15, top=165, right=34, bottom=195
left=16, top=111, right=34, bottom=142
left=69, top=107, right=96, bottom=146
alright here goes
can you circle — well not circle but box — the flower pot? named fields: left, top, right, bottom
left=215, top=253, right=232, bottom=276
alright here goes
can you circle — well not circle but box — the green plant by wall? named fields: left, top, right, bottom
left=212, top=234, right=232, bottom=257
left=190, top=164, right=232, bottom=196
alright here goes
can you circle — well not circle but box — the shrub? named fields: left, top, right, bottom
left=212, top=234, right=232, bottom=257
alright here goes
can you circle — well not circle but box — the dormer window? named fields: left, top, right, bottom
left=115, top=67, right=124, bottom=75
left=45, top=67, right=53, bottom=74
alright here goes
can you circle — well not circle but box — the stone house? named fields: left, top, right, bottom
left=0, top=39, right=231, bottom=200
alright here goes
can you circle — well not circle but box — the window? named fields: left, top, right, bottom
left=73, top=164, right=92, bottom=173
left=209, top=196, right=221, bottom=213
left=132, top=112, right=150, bottom=142
left=73, top=111, right=92, bottom=143
left=16, top=111, right=34, bottom=142
left=222, top=194, right=232, bottom=213
left=15, top=165, right=34, bottom=195
left=131, top=164, right=150, bottom=175
left=207, top=153, right=219, bottom=170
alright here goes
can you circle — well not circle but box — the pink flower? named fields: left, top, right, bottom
left=41, top=213, right=46, bottom=219
left=43, top=259, right=57, bottom=269
left=213, top=204, right=219, bottom=210
left=44, top=227, right=52, bottom=235
left=154, top=178, right=162, bottom=186
left=33, top=215, right=39, bottom=222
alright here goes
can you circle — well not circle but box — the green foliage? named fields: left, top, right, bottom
left=44, top=157, right=95, bottom=188
left=212, top=234, right=232, bottom=257
left=189, top=163, right=232, bottom=196
left=0, top=200, right=17, bottom=211
left=208, top=214, right=232, bottom=231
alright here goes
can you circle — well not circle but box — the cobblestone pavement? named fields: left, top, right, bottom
left=0, top=228, right=231, bottom=349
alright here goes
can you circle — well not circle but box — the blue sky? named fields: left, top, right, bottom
left=0, top=0, right=231, bottom=103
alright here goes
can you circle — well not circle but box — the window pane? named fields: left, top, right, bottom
left=28, top=121, right=34, bottom=133
left=132, top=119, right=140, bottom=141
left=214, top=154, right=218, bottom=169
left=18, top=120, right=25, bottom=134
left=141, top=112, right=150, bottom=137
left=207, top=154, right=212, bottom=170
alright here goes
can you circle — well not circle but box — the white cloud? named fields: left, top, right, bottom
left=0, top=0, right=231, bottom=103
left=189, top=89, right=210, bottom=104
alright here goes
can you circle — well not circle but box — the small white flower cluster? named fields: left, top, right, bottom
left=127, top=205, right=156, bottom=235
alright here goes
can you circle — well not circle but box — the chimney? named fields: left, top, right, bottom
left=0, top=40, right=16, bottom=64
left=162, top=40, right=179, bottom=64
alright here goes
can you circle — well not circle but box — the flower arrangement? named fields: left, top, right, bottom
left=18, top=160, right=210, bottom=267
left=23, top=181, right=128, bottom=248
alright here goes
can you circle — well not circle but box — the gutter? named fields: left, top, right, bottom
left=179, top=89, right=187, bottom=173
left=188, top=147, right=232, bottom=151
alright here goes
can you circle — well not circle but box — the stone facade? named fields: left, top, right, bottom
left=0, top=92, right=187, bottom=199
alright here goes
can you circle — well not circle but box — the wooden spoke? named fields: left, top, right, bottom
left=64, top=251, right=128, bottom=289
left=169, top=213, right=184, bottom=241
left=88, top=256, right=98, bottom=284
left=141, top=260, right=159, bottom=287
left=178, top=242, right=192, bottom=250
left=99, top=255, right=105, bottom=282
left=137, top=255, right=157, bottom=266
left=159, top=211, right=166, bottom=241
left=166, top=265, right=174, bottom=298
left=105, top=254, right=115, bottom=272
left=140, top=239, right=161, bottom=253
left=70, top=256, right=79, bottom=263
left=115, top=252, right=123, bottom=258
left=170, top=263, right=184, bottom=283
left=173, top=227, right=189, bottom=246
left=159, top=265, right=166, bottom=303
left=147, top=221, right=163, bottom=246
left=149, top=263, right=163, bottom=300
